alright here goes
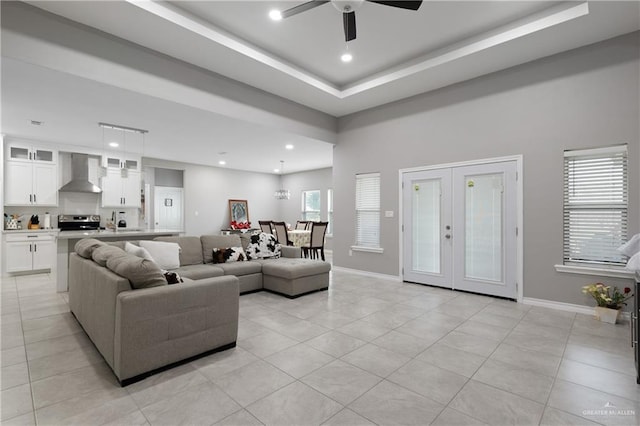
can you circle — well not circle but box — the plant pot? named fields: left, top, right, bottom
left=594, top=306, right=621, bottom=324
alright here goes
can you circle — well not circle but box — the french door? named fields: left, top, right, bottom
left=402, top=161, right=518, bottom=299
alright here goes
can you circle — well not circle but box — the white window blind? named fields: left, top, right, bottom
left=563, top=145, right=628, bottom=266
left=356, top=173, right=380, bottom=248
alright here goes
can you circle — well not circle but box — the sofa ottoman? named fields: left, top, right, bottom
left=260, top=258, right=331, bottom=298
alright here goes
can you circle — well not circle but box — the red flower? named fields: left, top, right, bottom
left=624, top=287, right=631, bottom=294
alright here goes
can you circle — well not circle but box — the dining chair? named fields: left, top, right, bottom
left=295, top=221, right=309, bottom=230
left=302, top=221, right=328, bottom=260
left=304, top=221, right=314, bottom=230
left=271, top=221, right=293, bottom=246
left=258, top=220, right=273, bottom=234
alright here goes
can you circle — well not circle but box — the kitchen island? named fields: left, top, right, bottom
left=56, top=229, right=181, bottom=292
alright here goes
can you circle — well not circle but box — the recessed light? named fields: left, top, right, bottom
left=341, top=53, right=353, bottom=63
left=269, top=10, right=282, bottom=21
left=274, top=168, right=280, bottom=173
left=30, top=120, right=44, bottom=126
left=108, top=142, right=119, bottom=148
left=219, top=160, right=227, bottom=166
left=285, top=144, right=294, bottom=150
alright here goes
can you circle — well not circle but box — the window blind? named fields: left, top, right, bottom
left=356, top=173, right=380, bottom=248
left=563, top=145, right=628, bottom=266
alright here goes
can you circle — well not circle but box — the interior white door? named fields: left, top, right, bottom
left=154, top=186, right=183, bottom=230
left=452, top=162, right=517, bottom=298
left=402, top=160, right=518, bottom=299
left=402, top=169, right=452, bottom=288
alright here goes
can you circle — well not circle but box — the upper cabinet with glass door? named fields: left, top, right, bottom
left=7, top=142, right=57, bottom=164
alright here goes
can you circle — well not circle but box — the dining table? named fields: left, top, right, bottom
left=288, top=229, right=311, bottom=247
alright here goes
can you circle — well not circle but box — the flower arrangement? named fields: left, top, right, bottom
left=582, top=283, right=633, bottom=309
left=230, top=221, right=251, bottom=230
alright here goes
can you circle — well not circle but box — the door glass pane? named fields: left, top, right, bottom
left=465, top=173, right=503, bottom=282
left=412, top=179, right=440, bottom=274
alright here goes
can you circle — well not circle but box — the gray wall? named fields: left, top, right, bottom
left=143, top=158, right=281, bottom=236
left=280, top=167, right=334, bottom=249
left=334, top=32, right=640, bottom=306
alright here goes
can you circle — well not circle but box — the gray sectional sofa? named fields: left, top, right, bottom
left=68, top=233, right=331, bottom=385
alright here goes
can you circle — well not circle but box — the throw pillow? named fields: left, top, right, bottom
left=245, top=232, right=281, bottom=260
left=139, top=240, right=180, bottom=269
left=106, top=252, right=167, bottom=289
left=162, top=270, right=184, bottom=285
left=92, top=245, right=126, bottom=267
left=75, top=238, right=106, bottom=259
left=124, top=242, right=155, bottom=262
left=212, top=247, right=246, bottom=263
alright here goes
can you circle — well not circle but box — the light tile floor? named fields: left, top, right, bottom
left=1, top=268, right=639, bottom=425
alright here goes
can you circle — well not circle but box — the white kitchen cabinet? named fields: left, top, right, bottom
left=4, top=157, right=58, bottom=206
left=5, top=233, right=55, bottom=273
left=101, top=169, right=141, bottom=207
left=7, top=143, right=57, bottom=164
left=103, top=155, right=140, bottom=171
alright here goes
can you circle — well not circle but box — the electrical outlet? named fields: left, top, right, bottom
left=385, top=211, right=394, bottom=218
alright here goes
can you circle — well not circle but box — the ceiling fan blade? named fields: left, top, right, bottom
left=281, top=0, right=330, bottom=19
left=343, top=11, right=356, bottom=42
left=367, top=1, right=423, bottom=11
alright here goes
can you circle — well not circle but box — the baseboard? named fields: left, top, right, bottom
left=331, top=266, right=402, bottom=282
left=522, top=297, right=631, bottom=320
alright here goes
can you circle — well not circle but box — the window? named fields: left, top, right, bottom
left=327, top=188, right=333, bottom=235
left=563, top=145, right=628, bottom=267
left=302, top=190, right=321, bottom=221
left=355, top=173, right=380, bottom=248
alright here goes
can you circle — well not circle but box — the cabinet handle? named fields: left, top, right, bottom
left=29, top=194, right=32, bottom=203
left=29, top=151, right=32, bottom=160
left=34, top=243, right=37, bottom=252
left=29, top=243, right=32, bottom=252
left=33, top=194, right=36, bottom=203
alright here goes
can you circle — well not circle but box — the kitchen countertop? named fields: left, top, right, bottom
left=3, top=228, right=60, bottom=234
left=56, top=229, right=182, bottom=239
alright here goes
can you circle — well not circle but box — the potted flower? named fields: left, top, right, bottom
left=582, top=283, right=633, bottom=324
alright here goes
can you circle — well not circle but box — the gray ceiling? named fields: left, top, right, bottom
left=2, top=1, right=639, bottom=173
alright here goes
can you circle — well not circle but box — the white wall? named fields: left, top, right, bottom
left=142, top=158, right=281, bottom=236
left=334, top=32, right=640, bottom=306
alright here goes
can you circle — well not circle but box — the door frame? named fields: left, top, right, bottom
left=398, top=155, right=524, bottom=302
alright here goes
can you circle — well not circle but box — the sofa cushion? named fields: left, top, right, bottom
left=260, top=258, right=331, bottom=279
left=215, top=261, right=263, bottom=276
left=155, top=236, right=203, bottom=266
left=201, top=235, right=242, bottom=264
left=212, top=247, right=246, bottom=263
left=106, top=251, right=167, bottom=289
left=75, top=238, right=106, bottom=259
left=171, top=264, right=225, bottom=280
left=124, top=242, right=154, bottom=261
left=92, top=245, right=126, bottom=267
left=245, top=232, right=281, bottom=260
left=139, top=240, right=180, bottom=270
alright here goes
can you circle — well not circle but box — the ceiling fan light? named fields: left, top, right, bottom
left=269, top=9, right=282, bottom=21
left=341, top=53, right=353, bottom=63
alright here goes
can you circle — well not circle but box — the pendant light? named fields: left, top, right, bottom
left=274, top=160, right=290, bottom=200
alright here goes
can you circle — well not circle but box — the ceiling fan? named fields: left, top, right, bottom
left=275, top=0, right=423, bottom=42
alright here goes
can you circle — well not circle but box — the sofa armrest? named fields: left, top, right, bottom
left=281, top=245, right=301, bottom=258
left=113, top=275, right=239, bottom=382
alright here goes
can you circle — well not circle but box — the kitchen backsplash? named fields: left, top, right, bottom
left=4, top=192, right=141, bottom=230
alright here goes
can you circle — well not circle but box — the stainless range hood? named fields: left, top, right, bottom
left=59, top=153, right=102, bottom=193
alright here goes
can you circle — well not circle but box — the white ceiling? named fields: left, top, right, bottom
left=3, top=1, right=639, bottom=173
left=25, top=0, right=640, bottom=116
